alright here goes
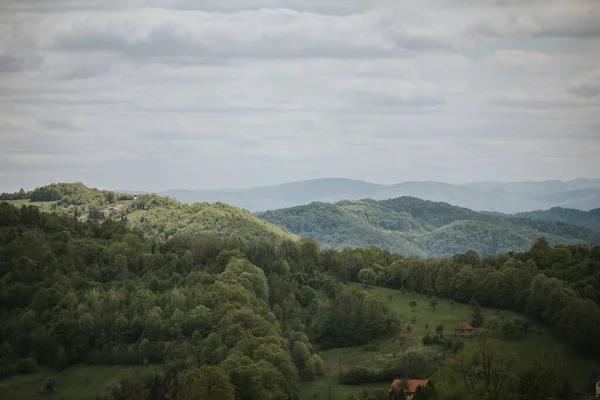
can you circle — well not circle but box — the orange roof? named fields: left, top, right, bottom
left=389, top=379, right=429, bottom=393
left=456, top=322, right=474, bottom=330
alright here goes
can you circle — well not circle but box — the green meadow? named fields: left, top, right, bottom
left=0, top=365, right=144, bottom=400
left=299, top=282, right=600, bottom=400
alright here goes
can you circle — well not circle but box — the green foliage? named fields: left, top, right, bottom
left=177, top=366, right=234, bottom=400
left=514, top=207, right=600, bottom=234
left=337, top=350, right=431, bottom=385
left=471, top=301, right=484, bottom=328
left=409, top=300, right=418, bottom=311
left=260, top=197, right=600, bottom=258
left=310, top=289, right=400, bottom=348
left=0, top=203, right=306, bottom=398
left=16, top=358, right=38, bottom=374
left=429, top=296, right=438, bottom=310
left=40, top=377, right=57, bottom=394
left=446, top=330, right=515, bottom=400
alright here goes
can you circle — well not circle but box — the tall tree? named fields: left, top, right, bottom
left=429, top=296, right=438, bottom=310
left=447, top=330, right=515, bottom=400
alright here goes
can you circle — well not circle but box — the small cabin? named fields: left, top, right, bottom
left=455, top=322, right=475, bottom=338
left=389, top=379, right=429, bottom=399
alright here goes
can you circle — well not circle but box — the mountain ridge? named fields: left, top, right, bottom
left=258, top=196, right=600, bottom=258
left=145, top=177, right=600, bottom=213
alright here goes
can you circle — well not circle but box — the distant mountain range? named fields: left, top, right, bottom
left=148, top=178, right=600, bottom=213
left=257, top=197, right=600, bottom=258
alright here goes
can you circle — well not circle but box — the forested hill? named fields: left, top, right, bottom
left=258, top=197, right=600, bottom=258
left=509, top=207, right=600, bottom=233
left=0, top=182, right=297, bottom=245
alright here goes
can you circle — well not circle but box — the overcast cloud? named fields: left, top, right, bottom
left=0, top=0, right=599, bottom=192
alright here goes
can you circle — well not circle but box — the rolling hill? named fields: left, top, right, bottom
left=151, top=177, right=600, bottom=213
left=2, top=183, right=297, bottom=245
left=258, top=197, right=600, bottom=258
left=509, top=207, right=600, bottom=233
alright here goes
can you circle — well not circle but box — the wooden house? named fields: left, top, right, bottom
left=455, top=322, right=475, bottom=338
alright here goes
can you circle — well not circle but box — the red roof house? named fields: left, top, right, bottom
left=455, top=322, right=475, bottom=338
left=389, top=379, right=429, bottom=397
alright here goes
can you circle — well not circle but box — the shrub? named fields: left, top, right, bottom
left=16, top=358, right=38, bottom=373
left=422, top=334, right=433, bottom=345
left=40, top=377, right=57, bottom=394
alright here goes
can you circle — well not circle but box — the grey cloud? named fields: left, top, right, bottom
left=569, top=70, right=600, bottom=99
left=45, top=9, right=451, bottom=63
left=40, top=120, right=75, bottom=130
left=471, top=2, right=600, bottom=38
left=0, top=0, right=599, bottom=192
left=349, top=91, right=445, bottom=109
left=489, top=97, right=584, bottom=109
left=0, top=52, right=44, bottom=73
left=59, top=61, right=110, bottom=80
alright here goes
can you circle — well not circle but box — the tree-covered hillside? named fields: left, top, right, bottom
left=0, top=203, right=403, bottom=399
left=511, top=207, right=600, bottom=233
left=259, top=197, right=600, bottom=258
left=2, top=202, right=600, bottom=400
left=3, top=183, right=297, bottom=245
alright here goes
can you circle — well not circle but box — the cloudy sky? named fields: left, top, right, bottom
left=1, top=0, right=599, bottom=192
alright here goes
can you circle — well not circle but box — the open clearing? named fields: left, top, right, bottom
left=0, top=365, right=144, bottom=400
left=299, top=282, right=600, bottom=400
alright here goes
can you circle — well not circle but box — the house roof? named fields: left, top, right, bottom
left=582, top=373, right=600, bottom=393
left=389, top=379, right=429, bottom=393
left=456, top=322, right=474, bottom=330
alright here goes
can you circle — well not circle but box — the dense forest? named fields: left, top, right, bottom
left=509, top=207, right=600, bottom=233
left=0, top=203, right=402, bottom=399
left=259, top=197, right=600, bottom=257
left=1, top=184, right=600, bottom=399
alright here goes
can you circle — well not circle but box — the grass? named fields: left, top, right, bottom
left=299, top=378, right=388, bottom=400
left=298, top=282, right=600, bottom=399
left=0, top=365, right=144, bottom=400
left=2, top=200, right=56, bottom=212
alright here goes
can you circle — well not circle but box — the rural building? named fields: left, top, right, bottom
left=388, top=379, right=429, bottom=399
left=581, top=373, right=600, bottom=399
left=455, top=322, right=475, bottom=338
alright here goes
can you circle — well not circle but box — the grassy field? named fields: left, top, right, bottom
left=0, top=365, right=144, bottom=400
left=2, top=200, right=56, bottom=212
left=299, top=282, right=600, bottom=399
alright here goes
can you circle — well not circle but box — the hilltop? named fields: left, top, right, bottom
left=508, top=207, right=600, bottom=233
left=1, top=182, right=296, bottom=244
left=258, top=196, right=600, bottom=258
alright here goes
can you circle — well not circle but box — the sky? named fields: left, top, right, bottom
left=0, top=0, right=599, bottom=192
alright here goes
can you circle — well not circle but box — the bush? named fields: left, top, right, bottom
left=40, top=377, right=57, bottom=394
left=16, top=358, right=38, bottom=373
left=422, top=334, right=433, bottom=345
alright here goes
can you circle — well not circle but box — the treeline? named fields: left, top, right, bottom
left=0, top=203, right=400, bottom=399
left=324, top=241, right=600, bottom=358
left=0, top=188, right=31, bottom=200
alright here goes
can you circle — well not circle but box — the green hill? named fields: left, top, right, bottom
left=2, top=182, right=297, bottom=245
left=258, top=197, right=600, bottom=258
left=511, top=207, right=600, bottom=233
